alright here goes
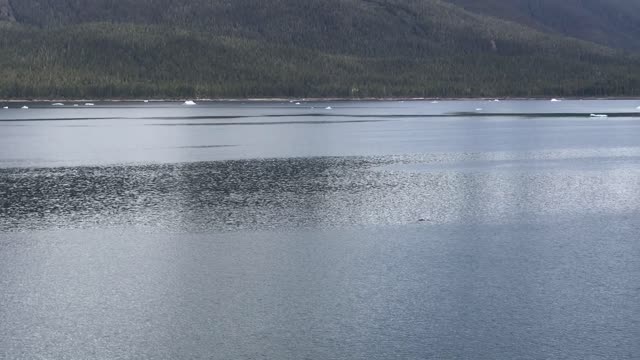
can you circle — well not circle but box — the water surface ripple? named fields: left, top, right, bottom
left=1, top=100, right=639, bottom=359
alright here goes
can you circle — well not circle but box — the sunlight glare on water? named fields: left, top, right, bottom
left=1, top=100, right=639, bottom=359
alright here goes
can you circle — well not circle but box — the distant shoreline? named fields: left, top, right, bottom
left=2, top=96, right=640, bottom=103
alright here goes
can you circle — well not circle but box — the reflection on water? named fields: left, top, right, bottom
left=1, top=216, right=639, bottom=359
left=2, top=100, right=640, bottom=359
left=3, top=152, right=640, bottom=232
left=2, top=99, right=640, bottom=168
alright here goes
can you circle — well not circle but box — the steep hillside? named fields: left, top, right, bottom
left=5, top=0, right=600, bottom=57
left=1, top=0, right=640, bottom=99
left=0, top=0, right=14, bottom=22
left=445, top=0, right=640, bottom=51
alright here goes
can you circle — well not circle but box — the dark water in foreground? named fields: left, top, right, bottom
left=1, top=100, right=640, bottom=359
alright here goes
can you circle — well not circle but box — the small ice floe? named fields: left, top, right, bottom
left=21, top=106, right=29, bottom=109
left=431, top=101, right=439, bottom=104
left=550, top=98, right=561, bottom=102
left=493, top=99, right=500, bottom=102
left=73, top=104, right=79, bottom=107
left=475, top=108, right=483, bottom=111
left=295, top=102, right=301, bottom=105
left=325, top=106, right=333, bottom=110
left=2, top=106, right=8, bottom=109
left=52, top=103, right=64, bottom=106
left=144, top=100, right=149, bottom=103
left=590, top=114, right=608, bottom=118
left=636, top=106, right=640, bottom=110
left=84, top=103, right=95, bottom=106
left=184, top=100, right=197, bottom=106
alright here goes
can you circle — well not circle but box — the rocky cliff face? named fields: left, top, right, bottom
left=0, top=0, right=15, bottom=21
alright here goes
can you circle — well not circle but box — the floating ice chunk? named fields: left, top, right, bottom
left=590, top=114, right=608, bottom=118
left=52, top=103, right=64, bottom=106
left=144, top=100, right=149, bottom=103
left=325, top=106, right=332, bottom=110
left=21, top=106, right=29, bottom=109
left=431, top=101, right=439, bottom=104
left=636, top=106, right=640, bottom=110
left=73, top=104, right=79, bottom=107
left=475, top=108, right=483, bottom=111
left=2, top=106, right=8, bottom=109
left=85, top=103, right=95, bottom=106
left=550, top=98, right=561, bottom=102
left=493, top=99, right=500, bottom=102
left=295, top=102, right=301, bottom=105
left=184, top=100, right=197, bottom=106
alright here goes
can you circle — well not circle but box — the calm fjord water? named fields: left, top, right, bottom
left=1, top=100, right=639, bottom=359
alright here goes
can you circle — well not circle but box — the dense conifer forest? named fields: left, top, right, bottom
left=1, top=0, right=639, bottom=99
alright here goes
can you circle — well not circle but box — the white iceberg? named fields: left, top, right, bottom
left=2, top=106, right=8, bottom=109
left=325, top=106, right=332, bottom=110
left=295, top=102, right=301, bottom=105
left=184, top=100, right=197, bottom=106
left=21, top=106, right=29, bottom=109
left=493, top=99, right=500, bottom=102
left=550, top=98, right=561, bottom=102
left=144, top=100, right=149, bottom=103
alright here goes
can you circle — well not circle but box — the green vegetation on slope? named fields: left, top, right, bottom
left=1, top=0, right=640, bottom=99
left=445, top=0, right=640, bottom=52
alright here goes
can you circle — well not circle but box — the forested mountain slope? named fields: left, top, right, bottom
left=0, top=0, right=14, bottom=22
left=445, top=0, right=640, bottom=52
left=1, top=0, right=639, bottom=99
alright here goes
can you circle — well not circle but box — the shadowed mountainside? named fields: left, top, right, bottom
left=1, top=0, right=639, bottom=98
left=0, top=0, right=14, bottom=22
left=445, top=0, right=640, bottom=52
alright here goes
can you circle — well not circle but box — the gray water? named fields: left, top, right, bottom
left=1, top=100, right=639, bottom=359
